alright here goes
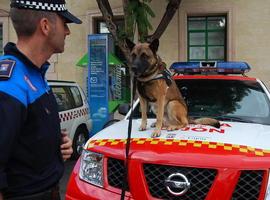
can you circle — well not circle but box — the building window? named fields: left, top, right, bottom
left=188, top=16, right=227, bottom=61
left=97, top=21, right=110, bottom=33
left=94, top=17, right=126, bottom=62
left=94, top=18, right=124, bottom=34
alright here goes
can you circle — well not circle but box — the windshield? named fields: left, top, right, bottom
left=177, top=79, right=270, bottom=125
left=131, top=78, right=270, bottom=125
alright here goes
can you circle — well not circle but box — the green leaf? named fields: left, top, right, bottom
left=142, top=0, right=152, bottom=3
left=145, top=18, right=153, bottom=30
left=142, top=3, right=155, bottom=17
left=123, top=0, right=157, bottom=42
left=128, top=1, right=139, bottom=10
left=126, top=14, right=135, bottom=37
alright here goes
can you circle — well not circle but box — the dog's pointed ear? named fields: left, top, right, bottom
left=149, top=39, right=159, bottom=54
left=125, top=38, right=135, bottom=51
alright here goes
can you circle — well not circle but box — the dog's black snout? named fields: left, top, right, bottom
left=131, top=58, right=148, bottom=77
left=131, top=65, right=137, bottom=72
left=131, top=65, right=138, bottom=75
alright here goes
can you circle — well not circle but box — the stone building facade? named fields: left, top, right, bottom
left=0, top=0, right=270, bottom=89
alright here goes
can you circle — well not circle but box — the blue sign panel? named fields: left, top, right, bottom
left=88, top=34, right=109, bottom=136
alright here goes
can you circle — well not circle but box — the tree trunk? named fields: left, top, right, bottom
left=96, top=0, right=131, bottom=61
left=146, top=0, right=182, bottom=42
left=96, top=0, right=182, bottom=62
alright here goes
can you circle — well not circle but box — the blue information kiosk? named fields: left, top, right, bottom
left=88, top=34, right=113, bottom=136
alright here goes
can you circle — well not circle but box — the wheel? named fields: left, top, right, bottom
left=71, top=127, right=89, bottom=160
left=102, top=119, right=120, bottom=129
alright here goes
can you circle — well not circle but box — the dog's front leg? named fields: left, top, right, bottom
left=152, top=95, right=166, bottom=137
left=139, top=96, right=147, bottom=131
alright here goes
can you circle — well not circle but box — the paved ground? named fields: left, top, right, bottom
left=60, top=160, right=77, bottom=199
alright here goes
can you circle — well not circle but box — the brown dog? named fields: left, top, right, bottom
left=126, top=39, right=220, bottom=137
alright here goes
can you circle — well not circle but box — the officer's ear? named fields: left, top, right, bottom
left=39, top=18, right=51, bottom=36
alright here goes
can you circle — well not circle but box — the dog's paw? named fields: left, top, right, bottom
left=151, top=129, right=161, bottom=138
left=167, top=125, right=181, bottom=131
left=150, top=122, right=156, bottom=128
left=139, top=125, right=147, bottom=131
left=151, top=122, right=168, bottom=129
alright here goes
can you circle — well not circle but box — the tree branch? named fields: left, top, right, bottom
left=146, top=0, right=182, bottom=42
left=96, top=0, right=117, bottom=38
left=96, top=0, right=131, bottom=61
left=96, top=0, right=182, bottom=64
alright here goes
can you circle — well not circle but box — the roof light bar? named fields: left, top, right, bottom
left=170, top=61, right=251, bottom=75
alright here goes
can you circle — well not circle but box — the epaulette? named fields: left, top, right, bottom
left=0, top=59, right=16, bottom=80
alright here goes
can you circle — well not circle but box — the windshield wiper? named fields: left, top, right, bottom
left=215, top=116, right=255, bottom=123
left=188, top=114, right=257, bottom=124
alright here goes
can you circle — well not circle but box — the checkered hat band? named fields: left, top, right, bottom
left=15, top=0, right=67, bottom=11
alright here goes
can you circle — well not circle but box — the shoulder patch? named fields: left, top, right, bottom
left=0, top=59, right=16, bottom=80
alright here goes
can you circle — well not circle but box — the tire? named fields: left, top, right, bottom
left=71, top=127, right=89, bottom=160
left=102, top=119, right=120, bottom=129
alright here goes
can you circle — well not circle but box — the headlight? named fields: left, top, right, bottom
left=265, top=172, right=270, bottom=200
left=79, top=149, right=104, bottom=187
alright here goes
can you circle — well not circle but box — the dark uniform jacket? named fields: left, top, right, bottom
left=0, top=43, right=64, bottom=197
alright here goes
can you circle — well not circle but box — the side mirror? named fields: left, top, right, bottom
left=118, top=103, right=131, bottom=115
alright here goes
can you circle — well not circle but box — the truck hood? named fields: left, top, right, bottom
left=89, top=119, right=270, bottom=150
left=86, top=120, right=270, bottom=167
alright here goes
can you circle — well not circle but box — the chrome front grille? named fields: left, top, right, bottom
left=231, top=170, right=264, bottom=200
left=143, top=164, right=217, bottom=200
left=107, top=158, right=265, bottom=199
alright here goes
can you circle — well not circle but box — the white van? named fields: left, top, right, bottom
left=48, top=80, right=92, bottom=159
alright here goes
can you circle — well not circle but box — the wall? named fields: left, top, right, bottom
left=232, top=0, right=270, bottom=86
left=177, top=0, right=270, bottom=87
left=1, top=0, right=270, bottom=88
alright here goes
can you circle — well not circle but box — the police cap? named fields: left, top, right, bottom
left=10, top=0, right=82, bottom=24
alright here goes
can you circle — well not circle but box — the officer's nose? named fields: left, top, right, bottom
left=65, top=23, right=71, bottom=36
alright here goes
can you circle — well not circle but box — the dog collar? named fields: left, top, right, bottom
left=136, top=69, right=173, bottom=102
left=151, top=69, right=173, bottom=86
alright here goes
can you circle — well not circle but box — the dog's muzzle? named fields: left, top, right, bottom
left=131, top=65, right=139, bottom=76
left=131, top=59, right=149, bottom=77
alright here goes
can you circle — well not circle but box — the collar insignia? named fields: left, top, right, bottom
left=24, top=75, right=38, bottom=91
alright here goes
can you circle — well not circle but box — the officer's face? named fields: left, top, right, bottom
left=48, top=14, right=70, bottom=53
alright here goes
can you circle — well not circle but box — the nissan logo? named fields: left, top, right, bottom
left=164, top=173, right=191, bottom=196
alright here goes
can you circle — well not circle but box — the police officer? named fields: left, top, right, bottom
left=0, top=0, right=82, bottom=199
